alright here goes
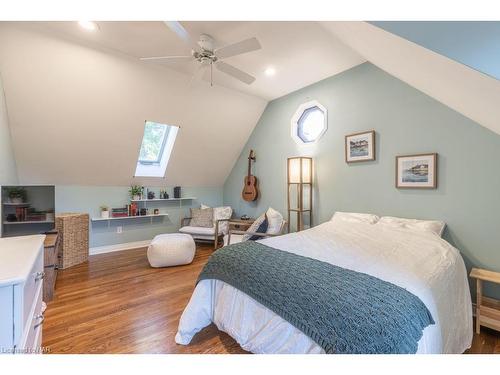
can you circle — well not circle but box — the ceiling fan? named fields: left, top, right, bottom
left=140, top=21, right=262, bottom=86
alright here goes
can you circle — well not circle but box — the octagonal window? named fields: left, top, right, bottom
left=291, top=101, right=327, bottom=145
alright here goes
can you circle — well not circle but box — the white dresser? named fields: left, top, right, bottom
left=0, top=235, right=45, bottom=354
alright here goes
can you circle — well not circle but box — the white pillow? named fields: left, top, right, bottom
left=377, top=216, right=446, bottom=237
left=331, top=211, right=380, bottom=224
left=265, top=207, right=284, bottom=235
left=241, top=213, right=267, bottom=242
left=199, top=204, right=232, bottom=234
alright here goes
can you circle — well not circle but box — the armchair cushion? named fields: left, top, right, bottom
left=189, top=207, right=213, bottom=228
left=248, top=217, right=268, bottom=241
left=200, top=203, right=233, bottom=234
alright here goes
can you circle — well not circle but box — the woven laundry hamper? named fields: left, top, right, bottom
left=56, top=213, right=89, bottom=269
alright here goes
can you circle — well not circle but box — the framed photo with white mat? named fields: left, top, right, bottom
left=396, top=153, right=437, bottom=189
left=345, top=130, right=375, bottom=163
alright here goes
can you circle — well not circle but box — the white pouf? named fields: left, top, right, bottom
left=147, top=233, right=196, bottom=268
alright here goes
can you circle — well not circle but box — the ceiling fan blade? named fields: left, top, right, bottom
left=215, top=61, right=255, bottom=85
left=215, top=37, right=261, bottom=60
left=140, top=55, right=194, bottom=63
left=163, top=21, right=200, bottom=52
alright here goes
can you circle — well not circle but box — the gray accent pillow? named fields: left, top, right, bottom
left=190, top=208, right=214, bottom=228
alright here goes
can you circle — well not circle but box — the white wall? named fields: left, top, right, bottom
left=0, top=24, right=267, bottom=187
left=0, top=73, right=18, bottom=236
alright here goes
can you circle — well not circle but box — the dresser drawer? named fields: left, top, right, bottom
left=21, top=283, right=44, bottom=353
left=22, top=248, right=44, bottom=328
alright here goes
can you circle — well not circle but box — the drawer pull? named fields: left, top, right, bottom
left=34, top=314, right=45, bottom=329
left=34, top=271, right=45, bottom=281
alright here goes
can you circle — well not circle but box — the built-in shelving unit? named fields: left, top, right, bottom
left=1, top=185, right=55, bottom=238
left=3, top=220, right=55, bottom=225
left=91, top=213, right=169, bottom=227
left=130, top=197, right=196, bottom=202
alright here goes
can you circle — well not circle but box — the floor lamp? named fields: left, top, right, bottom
left=287, top=157, right=312, bottom=232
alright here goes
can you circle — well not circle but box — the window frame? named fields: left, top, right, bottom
left=290, top=100, right=328, bottom=145
left=137, top=122, right=170, bottom=165
left=134, top=120, right=179, bottom=178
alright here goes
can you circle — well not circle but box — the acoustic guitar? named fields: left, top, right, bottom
left=242, top=150, right=259, bottom=202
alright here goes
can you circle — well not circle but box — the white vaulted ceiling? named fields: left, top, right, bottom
left=0, top=21, right=365, bottom=186
left=1, top=21, right=500, bottom=187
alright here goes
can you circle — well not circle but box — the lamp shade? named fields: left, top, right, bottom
left=288, top=157, right=312, bottom=184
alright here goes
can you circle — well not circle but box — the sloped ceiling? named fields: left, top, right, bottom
left=0, top=22, right=364, bottom=187
left=35, top=21, right=365, bottom=101
left=320, top=21, right=500, bottom=136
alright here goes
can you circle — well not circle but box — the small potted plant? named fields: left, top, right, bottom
left=129, top=185, right=142, bottom=201
left=100, top=205, right=109, bottom=219
left=7, top=187, right=26, bottom=204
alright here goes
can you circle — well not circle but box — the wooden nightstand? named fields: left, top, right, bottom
left=470, top=267, right=500, bottom=334
left=228, top=218, right=255, bottom=232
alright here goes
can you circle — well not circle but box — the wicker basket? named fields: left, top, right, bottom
left=55, top=213, right=89, bottom=269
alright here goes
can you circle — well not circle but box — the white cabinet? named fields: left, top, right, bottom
left=0, top=235, right=45, bottom=354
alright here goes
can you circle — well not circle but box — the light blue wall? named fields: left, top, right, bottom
left=223, top=63, right=500, bottom=298
left=56, top=185, right=222, bottom=248
left=371, top=21, right=500, bottom=80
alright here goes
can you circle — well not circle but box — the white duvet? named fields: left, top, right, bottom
left=175, top=219, right=473, bottom=353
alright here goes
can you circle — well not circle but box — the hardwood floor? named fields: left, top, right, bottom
left=43, top=244, right=247, bottom=354
left=43, top=244, right=500, bottom=354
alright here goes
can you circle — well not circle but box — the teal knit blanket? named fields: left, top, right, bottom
left=198, top=241, right=434, bottom=354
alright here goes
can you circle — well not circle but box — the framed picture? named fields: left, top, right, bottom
left=345, top=130, right=375, bottom=163
left=396, top=153, right=437, bottom=189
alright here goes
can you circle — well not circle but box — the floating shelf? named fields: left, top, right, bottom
left=91, top=213, right=169, bottom=225
left=130, top=197, right=197, bottom=202
left=3, top=220, right=54, bottom=225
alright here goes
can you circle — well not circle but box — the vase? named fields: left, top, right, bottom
left=133, top=194, right=141, bottom=201
left=101, top=210, right=109, bottom=219
left=10, top=197, right=23, bottom=204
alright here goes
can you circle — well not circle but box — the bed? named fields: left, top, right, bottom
left=175, top=214, right=473, bottom=354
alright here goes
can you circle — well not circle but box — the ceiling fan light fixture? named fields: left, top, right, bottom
left=265, top=67, right=276, bottom=77
left=78, top=21, right=98, bottom=32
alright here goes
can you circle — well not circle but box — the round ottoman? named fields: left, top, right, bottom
left=147, top=233, right=196, bottom=268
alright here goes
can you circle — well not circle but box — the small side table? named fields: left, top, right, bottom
left=228, top=218, right=255, bottom=232
left=469, top=267, right=500, bottom=334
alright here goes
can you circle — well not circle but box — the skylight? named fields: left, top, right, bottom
left=135, top=121, right=178, bottom=178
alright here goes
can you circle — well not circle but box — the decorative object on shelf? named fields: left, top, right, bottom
left=174, top=186, right=181, bottom=199
left=345, top=130, right=375, bottom=163
left=6, top=213, right=17, bottom=222
left=240, top=214, right=250, bottom=221
left=46, top=210, right=55, bottom=222
left=396, top=153, right=437, bottom=189
left=242, top=149, right=258, bottom=202
left=100, top=205, right=109, bottom=219
left=140, top=208, right=147, bottom=216
left=128, top=202, right=138, bottom=216
left=154, top=208, right=160, bottom=215
left=160, top=189, right=169, bottom=199
left=111, top=206, right=129, bottom=218
left=287, top=156, right=313, bottom=232
left=147, top=190, right=156, bottom=200
left=6, top=187, right=27, bottom=204
left=129, top=185, right=142, bottom=201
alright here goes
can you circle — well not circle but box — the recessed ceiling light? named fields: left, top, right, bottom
left=264, top=67, right=276, bottom=77
left=78, top=21, right=98, bottom=32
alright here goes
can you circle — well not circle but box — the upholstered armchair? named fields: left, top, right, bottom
left=224, top=207, right=287, bottom=246
left=179, top=206, right=232, bottom=249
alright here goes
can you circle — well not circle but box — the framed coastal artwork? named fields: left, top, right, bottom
left=396, top=153, right=438, bottom=189
left=345, top=130, right=375, bottom=163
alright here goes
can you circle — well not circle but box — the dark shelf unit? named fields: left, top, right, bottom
left=1, top=185, right=55, bottom=237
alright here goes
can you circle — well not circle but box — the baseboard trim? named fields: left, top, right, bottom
left=90, top=240, right=151, bottom=255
